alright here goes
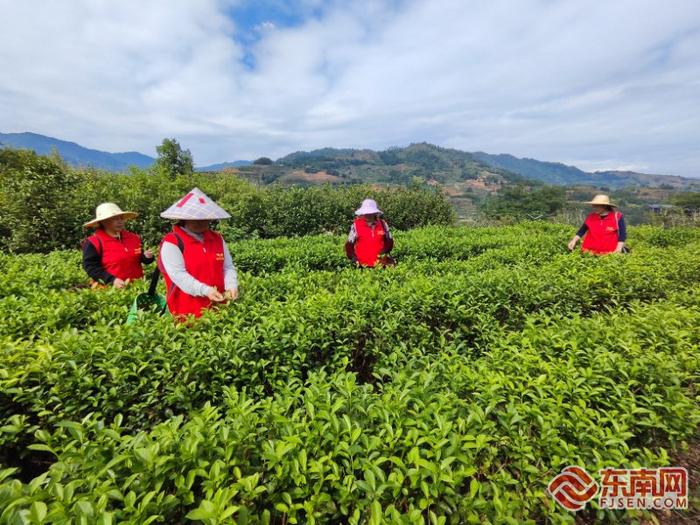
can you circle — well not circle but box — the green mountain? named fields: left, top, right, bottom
left=4, top=132, right=697, bottom=190
left=221, top=145, right=700, bottom=225
left=471, top=152, right=696, bottom=189
left=265, top=143, right=526, bottom=185
left=228, top=143, right=698, bottom=190
left=471, top=152, right=589, bottom=185
left=0, top=132, right=155, bottom=171
left=196, top=160, right=252, bottom=171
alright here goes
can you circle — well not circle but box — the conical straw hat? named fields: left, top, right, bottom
left=160, top=187, right=231, bottom=220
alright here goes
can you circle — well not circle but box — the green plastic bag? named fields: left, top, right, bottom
left=126, top=269, right=168, bottom=325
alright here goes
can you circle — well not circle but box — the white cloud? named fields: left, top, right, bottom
left=254, top=21, right=277, bottom=31
left=1, top=0, right=699, bottom=176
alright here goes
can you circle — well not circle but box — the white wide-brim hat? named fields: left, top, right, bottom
left=84, top=203, right=138, bottom=228
left=585, top=194, right=617, bottom=207
left=355, top=198, right=382, bottom=216
left=161, top=187, right=231, bottom=220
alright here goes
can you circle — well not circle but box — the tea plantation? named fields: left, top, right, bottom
left=1, top=223, right=699, bottom=524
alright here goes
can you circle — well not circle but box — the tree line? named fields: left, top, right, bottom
left=0, top=147, right=455, bottom=253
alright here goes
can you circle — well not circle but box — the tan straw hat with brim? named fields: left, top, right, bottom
left=84, top=203, right=138, bottom=228
left=585, top=194, right=617, bottom=208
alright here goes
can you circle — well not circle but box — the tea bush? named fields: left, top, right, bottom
left=1, top=223, right=699, bottom=523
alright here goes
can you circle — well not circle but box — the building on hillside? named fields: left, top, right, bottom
left=647, top=204, right=676, bottom=214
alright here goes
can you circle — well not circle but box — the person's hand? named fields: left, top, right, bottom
left=379, top=255, right=396, bottom=267
left=567, top=238, right=578, bottom=251
left=224, top=288, right=239, bottom=301
left=207, top=288, right=224, bottom=302
left=144, top=249, right=154, bottom=259
left=113, top=278, right=130, bottom=289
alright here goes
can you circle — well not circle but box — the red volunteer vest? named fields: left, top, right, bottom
left=354, top=218, right=387, bottom=267
left=158, top=225, right=225, bottom=319
left=581, top=212, right=621, bottom=254
left=87, top=229, right=144, bottom=280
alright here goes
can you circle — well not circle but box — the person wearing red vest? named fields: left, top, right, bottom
left=345, top=198, right=394, bottom=267
left=567, top=194, right=627, bottom=255
left=157, top=188, right=238, bottom=320
left=82, top=203, right=154, bottom=288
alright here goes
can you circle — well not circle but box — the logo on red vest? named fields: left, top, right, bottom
left=547, top=466, right=598, bottom=511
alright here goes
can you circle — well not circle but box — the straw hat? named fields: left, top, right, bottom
left=161, top=187, right=231, bottom=220
left=355, top=198, right=382, bottom=216
left=84, top=203, right=138, bottom=228
left=585, top=194, right=616, bottom=208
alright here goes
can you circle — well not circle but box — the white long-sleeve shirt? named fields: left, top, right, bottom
left=160, top=228, right=238, bottom=297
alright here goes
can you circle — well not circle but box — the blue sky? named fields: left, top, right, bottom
left=1, top=0, right=699, bottom=176
left=227, top=1, right=327, bottom=68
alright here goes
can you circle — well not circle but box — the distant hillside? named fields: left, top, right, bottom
left=472, top=152, right=697, bottom=189
left=227, top=143, right=697, bottom=190
left=0, top=132, right=155, bottom=171
left=590, top=169, right=695, bottom=189
left=196, top=160, right=251, bottom=171
left=268, top=143, right=525, bottom=185
left=3, top=132, right=696, bottom=190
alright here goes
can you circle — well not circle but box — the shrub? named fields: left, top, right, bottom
left=0, top=149, right=455, bottom=252
left=0, top=150, right=82, bottom=253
